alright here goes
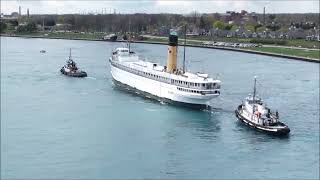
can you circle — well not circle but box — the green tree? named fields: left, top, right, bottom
left=231, top=25, right=238, bottom=31
left=254, top=24, right=262, bottom=32
left=268, top=14, right=276, bottom=22
left=279, top=26, right=289, bottom=33
left=256, top=26, right=265, bottom=32
left=199, top=15, right=211, bottom=29
left=244, top=24, right=255, bottom=31
left=26, top=21, right=37, bottom=32
left=0, top=21, right=7, bottom=33
left=213, top=21, right=224, bottom=29
left=224, top=24, right=233, bottom=30
left=178, top=20, right=188, bottom=27
left=267, top=23, right=281, bottom=31
left=8, top=20, right=18, bottom=27
left=58, top=16, right=65, bottom=24
left=199, top=16, right=205, bottom=29
left=17, top=21, right=37, bottom=33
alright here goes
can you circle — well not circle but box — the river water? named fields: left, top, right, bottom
left=1, top=37, right=319, bottom=179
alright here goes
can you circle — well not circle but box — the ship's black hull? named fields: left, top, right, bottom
left=60, top=68, right=87, bottom=77
left=235, top=105, right=290, bottom=136
left=112, top=79, right=210, bottom=110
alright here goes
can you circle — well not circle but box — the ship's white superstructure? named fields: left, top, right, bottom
left=109, top=32, right=221, bottom=108
left=109, top=48, right=220, bottom=108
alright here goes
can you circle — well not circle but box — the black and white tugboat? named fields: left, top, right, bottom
left=235, top=76, right=290, bottom=135
left=60, top=49, right=87, bottom=77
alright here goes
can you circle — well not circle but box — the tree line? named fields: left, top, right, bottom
left=2, top=12, right=319, bottom=34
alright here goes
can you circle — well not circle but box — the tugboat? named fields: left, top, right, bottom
left=60, top=49, right=87, bottom=77
left=40, top=50, right=46, bottom=53
left=235, top=76, right=290, bottom=135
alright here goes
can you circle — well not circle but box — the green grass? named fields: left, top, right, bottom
left=175, top=36, right=320, bottom=49
left=13, top=31, right=104, bottom=40
left=48, top=32, right=104, bottom=39
left=248, top=47, right=320, bottom=59
left=285, top=39, right=319, bottom=49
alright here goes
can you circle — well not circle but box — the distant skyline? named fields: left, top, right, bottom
left=1, top=0, right=319, bottom=15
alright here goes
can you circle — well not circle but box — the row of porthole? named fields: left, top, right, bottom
left=177, top=87, right=219, bottom=94
left=172, top=79, right=216, bottom=88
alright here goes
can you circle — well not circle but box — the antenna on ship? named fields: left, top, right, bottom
left=183, top=24, right=187, bottom=73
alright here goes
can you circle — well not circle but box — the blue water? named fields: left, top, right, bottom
left=1, top=37, right=319, bottom=179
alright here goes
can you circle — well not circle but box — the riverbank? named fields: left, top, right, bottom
left=1, top=33, right=319, bottom=63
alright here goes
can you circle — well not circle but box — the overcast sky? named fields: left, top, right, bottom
left=1, top=0, right=319, bottom=15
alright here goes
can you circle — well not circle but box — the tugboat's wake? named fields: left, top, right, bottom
left=85, top=76, right=97, bottom=80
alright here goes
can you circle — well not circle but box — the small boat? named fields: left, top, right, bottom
left=40, top=50, right=46, bottom=53
left=235, top=76, right=290, bottom=136
left=103, top=34, right=117, bottom=41
left=60, top=49, right=87, bottom=78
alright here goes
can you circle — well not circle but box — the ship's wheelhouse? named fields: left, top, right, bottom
left=245, top=96, right=263, bottom=105
left=114, top=48, right=130, bottom=56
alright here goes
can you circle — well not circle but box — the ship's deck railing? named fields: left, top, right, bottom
left=110, top=60, right=220, bottom=91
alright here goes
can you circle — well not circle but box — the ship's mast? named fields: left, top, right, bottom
left=128, top=18, right=131, bottom=53
left=251, top=76, right=257, bottom=119
left=69, top=48, right=72, bottom=59
left=183, top=25, right=187, bottom=73
left=253, top=76, right=257, bottom=101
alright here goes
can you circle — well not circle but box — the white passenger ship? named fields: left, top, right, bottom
left=109, top=31, right=221, bottom=108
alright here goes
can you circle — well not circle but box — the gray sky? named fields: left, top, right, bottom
left=1, top=0, right=319, bottom=15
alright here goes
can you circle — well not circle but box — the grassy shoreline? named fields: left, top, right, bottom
left=1, top=32, right=319, bottom=62
left=247, top=47, right=319, bottom=59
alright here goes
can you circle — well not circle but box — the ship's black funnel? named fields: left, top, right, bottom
left=168, top=31, right=178, bottom=46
